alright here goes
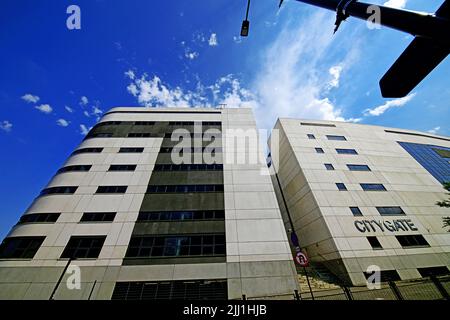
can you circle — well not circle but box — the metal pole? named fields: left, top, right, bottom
left=303, top=266, right=315, bottom=300
left=49, top=258, right=72, bottom=300
left=245, top=0, right=251, bottom=20
left=294, top=0, right=450, bottom=47
left=88, top=280, right=97, bottom=300
left=430, top=276, right=450, bottom=300
left=388, top=281, right=404, bottom=300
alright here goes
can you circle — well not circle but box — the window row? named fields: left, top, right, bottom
left=125, top=234, right=226, bottom=258
left=367, top=235, right=429, bottom=250
left=56, top=164, right=137, bottom=174
left=336, top=183, right=386, bottom=191
left=153, top=164, right=223, bottom=171
left=147, top=184, right=224, bottom=193
left=137, top=210, right=225, bottom=222
left=324, top=164, right=371, bottom=171
left=164, top=132, right=221, bottom=139
left=307, top=134, right=347, bottom=141
left=39, top=185, right=129, bottom=196
left=349, top=207, right=405, bottom=216
left=159, top=146, right=222, bottom=153
left=315, top=148, right=358, bottom=155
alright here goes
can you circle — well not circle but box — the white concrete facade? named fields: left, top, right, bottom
left=269, top=118, right=450, bottom=286
left=0, top=107, right=299, bottom=300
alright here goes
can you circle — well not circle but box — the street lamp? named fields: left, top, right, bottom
left=240, top=0, right=251, bottom=36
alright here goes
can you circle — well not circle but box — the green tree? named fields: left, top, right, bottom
left=437, top=182, right=450, bottom=232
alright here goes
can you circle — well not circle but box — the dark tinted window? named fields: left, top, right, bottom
left=147, top=185, right=224, bottom=193
left=336, top=183, right=347, bottom=191
left=80, top=212, right=116, bottom=222
left=361, top=184, right=386, bottom=191
left=61, top=236, right=106, bottom=259
left=315, top=148, right=324, bottom=154
left=153, top=164, right=223, bottom=171
left=336, top=148, right=358, bottom=155
left=418, top=267, right=450, bottom=277
left=108, top=165, right=137, bottom=171
left=347, top=164, right=371, bottom=171
left=72, top=147, right=103, bottom=155
left=363, top=270, right=401, bottom=282
left=307, top=134, right=315, bottom=139
left=18, top=213, right=60, bottom=224
left=0, top=237, right=45, bottom=259
left=138, top=210, right=225, bottom=221
left=376, top=207, right=405, bottom=216
left=396, top=235, right=429, bottom=248
left=367, top=236, right=383, bottom=249
left=57, top=165, right=92, bottom=174
left=324, top=163, right=334, bottom=170
left=127, top=133, right=154, bottom=138
left=40, top=186, right=77, bottom=196
left=350, top=207, right=363, bottom=216
left=119, top=147, right=144, bottom=153
left=327, top=135, right=347, bottom=141
left=96, top=186, right=128, bottom=194
left=134, top=121, right=155, bottom=125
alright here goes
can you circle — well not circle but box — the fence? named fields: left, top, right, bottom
left=240, top=275, right=450, bottom=300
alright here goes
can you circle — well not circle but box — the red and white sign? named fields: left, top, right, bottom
left=294, top=251, right=309, bottom=267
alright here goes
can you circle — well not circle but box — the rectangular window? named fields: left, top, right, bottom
left=119, top=147, right=144, bottom=153
left=417, top=266, right=450, bottom=278
left=300, top=122, right=336, bottom=127
left=336, top=148, right=358, bottom=155
left=315, top=148, right=324, bottom=154
left=96, top=186, right=128, bottom=194
left=169, top=121, right=195, bottom=126
left=367, top=236, right=383, bottom=249
left=396, top=235, right=429, bottom=248
left=127, top=133, right=154, bottom=138
left=57, top=165, right=92, bottom=174
left=87, top=133, right=113, bottom=138
left=80, top=212, right=116, bottom=222
left=18, top=213, right=60, bottom=224
left=336, top=183, right=347, bottom=191
left=203, top=121, right=222, bottom=126
left=111, top=279, right=227, bottom=300
left=108, top=165, right=137, bottom=171
left=307, top=134, right=316, bottom=139
left=95, top=121, right=122, bottom=127
left=324, top=163, right=335, bottom=170
left=363, top=270, right=401, bottom=282
left=40, top=186, right=77, bottom=196
left=61, top=236, right=106, bottom=259
left=125, top=234, right=226, bottom=258
left=327, top=135, right=347, bottom=141
left=134, top=121, right=155, bottom=125
left=0, top=236, right=45, bottom=259
left=71, top=147, right=103, bottom=156
left=360, top=183, right=386, bottom=191
left=347, top=164, right=371, bottom=171
left=146, top=185, right=224, bottom=193
left=137, top=210, right=225, bottom=222
left=159, top=147, right=223, bottom=153
left=153, top=164, right=223, bottom=171
left=376, top=207, right=405, bottom=216
left=350, top=207, right=363, bottom=216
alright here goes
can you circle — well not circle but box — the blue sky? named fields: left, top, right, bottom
left=0, top=0, right=449, bottom=239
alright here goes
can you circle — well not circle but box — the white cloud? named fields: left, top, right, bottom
left=428, top=126, right=441, bottom=134
left=35, top=104, right=53, bottom=114
left=0, top=120, right=12, bottom=132
left=125, top=70, right=135, bottom=80
left=208, top=33, right=218, bottom=46
left=91, top=106, right=103, bottom=120
left=250, top=11, right=360, bottom=129
left=328, top=65, right=343, bottom=89
left=65, top=106, right=74, bottom=113
left=364, top=93, right=416, bottom=116
left=21, top=94, right=40, bottom=103
left=383, top=0, right=407, bottom=9
left=56, top=119, right=70, bottom=127
left=83, top=110, right=90, bottom=117
left=126, top=72, right=256, bottom=110
left=80, top=124, right=89, bottom=135
left=80, top=96, right=89, bottom=106
left=233, top=36, right=242, bottom=44
left=185, top=50, right=199, bottom=60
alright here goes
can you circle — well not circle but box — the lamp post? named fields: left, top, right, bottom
left=240, top=0, right=251, bottom=36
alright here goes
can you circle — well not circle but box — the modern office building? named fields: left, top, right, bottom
left=0, top=107, right=299, bottom=300
left=268, top=119, right=450, bottom=286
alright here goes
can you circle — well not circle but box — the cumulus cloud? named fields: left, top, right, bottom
left=126, top=71, right=257, bottom=109
left=208, top=33, right=218, bottom=46
left=65, top=106, right=74, bottom=113
left=80, top=96, right=89, bottom=106
left=35, top=104, right=53, bottom=114
left=56, top=119, right=70, bottom=127
left=383, top=0, right=407, bottom=9
left=250, top=11, right=360, bottom=129
left=125, top=70, right=135, bottom=80
left=364, top=93, right=416, bottom=116
left=428, top=126, right=441, bottom=134
left=80, top=124, right=89, bottom=135
left=0, top=120, right=12, bottom=132
left=21, top=94, right=40, bottom=103
left=185, top=49, right=199, bottom=60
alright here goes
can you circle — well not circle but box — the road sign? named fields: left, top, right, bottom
left=295, top=251, right=309, bottom=267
